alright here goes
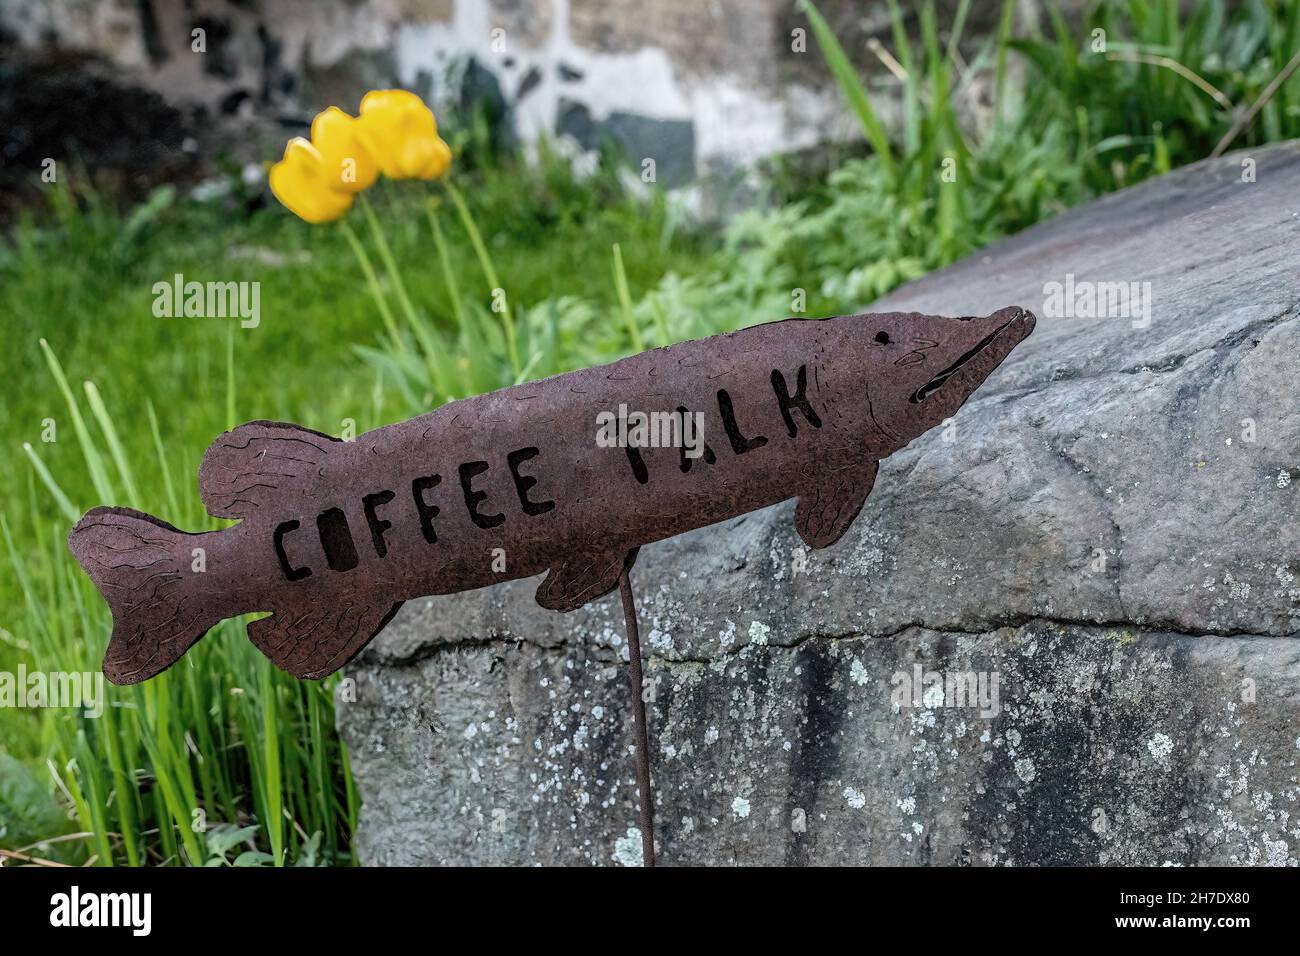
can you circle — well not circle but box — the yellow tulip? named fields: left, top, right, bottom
left=357, top=89, right=452, bottom=180
left=269, top=138, right=354, bottom=223
left=310, top=106, right=379, bottom=193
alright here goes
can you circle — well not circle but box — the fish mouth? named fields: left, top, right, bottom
left=908, top=308, right=1034, bottom=404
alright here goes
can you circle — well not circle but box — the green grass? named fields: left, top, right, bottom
left=0, top=144, right=708, bottom=866
left=4, top=0, right=1300, bottom=865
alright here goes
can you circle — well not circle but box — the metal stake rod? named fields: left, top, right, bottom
left=618, top=567, right=655, bottom=867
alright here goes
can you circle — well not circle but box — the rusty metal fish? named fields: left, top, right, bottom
left=69, top=306, right=1034, bottom=684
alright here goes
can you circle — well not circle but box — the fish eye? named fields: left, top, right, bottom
left=874, top=331, right=890, bottom=345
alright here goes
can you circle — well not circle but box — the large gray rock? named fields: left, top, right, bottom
left=337, top=144, right=1300, bottom=866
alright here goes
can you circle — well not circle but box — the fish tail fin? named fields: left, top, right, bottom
left=68, top=506, right=221, bottom=685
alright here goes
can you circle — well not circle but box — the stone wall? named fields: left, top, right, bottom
left=0, top=0, right=1009, bottom=202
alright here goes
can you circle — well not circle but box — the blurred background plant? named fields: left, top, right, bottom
left=4, top=0, right=1300, bottom=865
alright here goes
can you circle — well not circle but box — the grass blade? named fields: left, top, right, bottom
left=20, top=443, right=80, bottom=523
left=611, top=243, right=643, bottom=353
left=801, top=0, right=896, bottom=182
left=83, top=381, right=141, bottom=509
left=38, top=339, right=114, bottom=503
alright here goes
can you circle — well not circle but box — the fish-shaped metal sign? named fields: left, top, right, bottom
left=69, top=306, right=1034, bottom=684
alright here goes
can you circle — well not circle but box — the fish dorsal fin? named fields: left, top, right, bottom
left=198, top=420, right=341, bottom=520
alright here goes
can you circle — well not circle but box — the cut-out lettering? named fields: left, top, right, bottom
left=771, top=366, right=822, bottom=437
left=317, top=508, right=359, bottom=572
left=459, top=461, right=505, bottom=529
left=363, top=490, right=396, bottom=557
left=626, top=446, right=649, bottom=484
left=717, top=388, right=768, bottom=455
left=273, top=520, right=312, bottom=582
left=412, top=474, right=442, bottom=544
left=507, top=447, right=555, bottom=515
left=678, top=406, right=716, bottom=473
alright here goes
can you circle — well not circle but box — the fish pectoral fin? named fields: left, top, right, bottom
left=198, top=420, right=342, bottom=520
left=794, top=460, right=878, bottom=550
left=536, top=549, right=638, bottom=612
left=247, top=599, right=404, bottom=680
